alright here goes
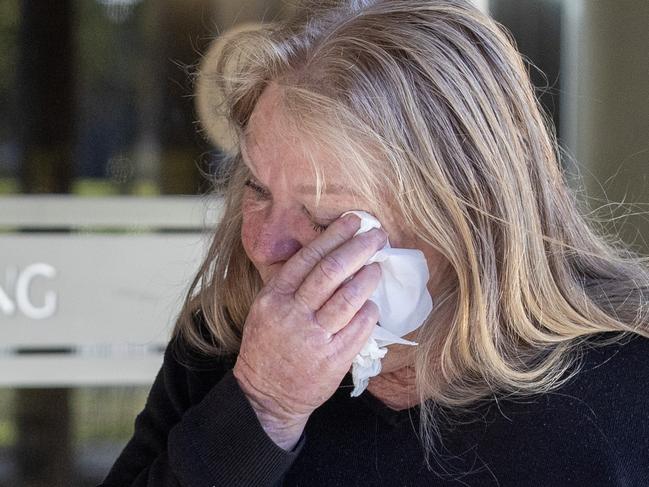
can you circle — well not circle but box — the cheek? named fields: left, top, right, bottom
left=240, top=196, right=317, bottom=263
left=421, top=246, right=453, bottom=297
left=240, top=198, right=264, bottom=258
left=377, top=212, right=413, bottom=247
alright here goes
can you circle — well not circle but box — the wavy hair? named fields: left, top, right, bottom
left=176, top=0, right=649, bottom=471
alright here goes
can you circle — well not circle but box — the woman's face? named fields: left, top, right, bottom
left=240, top=83, right=450, bottom=329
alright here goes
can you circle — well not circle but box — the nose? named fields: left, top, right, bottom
left=247, top=207, right=304, bottom=267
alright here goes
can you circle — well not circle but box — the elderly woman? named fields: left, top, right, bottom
left=102, top=0, right=649, bottom=485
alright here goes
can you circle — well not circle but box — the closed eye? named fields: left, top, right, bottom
left=245, top=177, right=331, bottom=233
left=244, top=178, right=270, bottom=199
left=303, top=207, right=331, bottom=233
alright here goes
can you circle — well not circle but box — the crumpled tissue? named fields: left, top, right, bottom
left=341, top=210, right=434, bottom=397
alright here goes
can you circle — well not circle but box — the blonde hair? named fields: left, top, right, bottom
left=176, top=0, right=649, bottom=472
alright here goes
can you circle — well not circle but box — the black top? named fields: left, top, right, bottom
left=101, top=328, right=649, bottom=486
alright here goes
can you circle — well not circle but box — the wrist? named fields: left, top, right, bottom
left=254, top=409, right=307, bottom=451
left=233, top=365, right=308, bottom=450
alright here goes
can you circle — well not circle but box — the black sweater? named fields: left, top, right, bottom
left=101, top=329, right=649, bottom=486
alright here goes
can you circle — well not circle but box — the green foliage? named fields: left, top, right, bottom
left=74, top=386, right=149, bottom=442
left=0, top=178, right=18, bottom=194
left=0, top=389, right=15, bottom=447
left=0, top=0, right=18, bottom=95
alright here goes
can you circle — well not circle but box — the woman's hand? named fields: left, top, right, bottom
left=233, top=213, right=387, bottom=450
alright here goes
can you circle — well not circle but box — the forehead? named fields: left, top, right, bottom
left=242, top=86, right=352, bottom=195
left=240, top=140, right=354, bottom=197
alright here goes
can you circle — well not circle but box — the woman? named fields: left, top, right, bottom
left=102, top=0, right=649, bottom=485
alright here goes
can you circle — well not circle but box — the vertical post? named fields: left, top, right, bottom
left=471, top=0, right=490, bottom=14
left=18, top=0, right=74, bottom=195
left=16, top=1, right=74, bottom=485
left=562, top=1, right=649, bottom=254
left=489, top=0, right=563, bottom=137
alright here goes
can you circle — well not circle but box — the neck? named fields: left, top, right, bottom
left=365, top=294, right=454, bottom=411
left=366, top=365, right=420, bottom=411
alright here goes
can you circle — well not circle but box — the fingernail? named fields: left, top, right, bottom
left=369, top=227, right=387, bottom=244
left=343, top=212, right=360, bottom=228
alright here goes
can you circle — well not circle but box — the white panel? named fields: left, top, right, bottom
left=0, top=354, right=164, bottom=387
left=560, top=0, right=584, bottom=183
left=0, top=195, right=223, bottom=229
left=0, top=233, right=210, bottom=348
left=471, top=0, right=490, bottom=14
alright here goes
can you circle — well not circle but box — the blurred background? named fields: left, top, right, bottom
left=0, top=0, right=647, bottom=485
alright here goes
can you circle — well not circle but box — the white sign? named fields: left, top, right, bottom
left=0, top=234, right=208, bottom=349
left=0, top=233, right=209, bottom=386
left=1, top=263, right=58, bottom=320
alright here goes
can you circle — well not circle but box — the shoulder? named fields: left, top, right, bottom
left=448, top=333, right=649, bottom=484
left=527, top=332, right=649, bottom=444
left=582, top=330, right=649, bottom=375
left=503, top=332, right=649, bottom=430
left=562, top=331, right=649, bottom=410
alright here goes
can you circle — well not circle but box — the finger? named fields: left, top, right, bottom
left=269, top=212, right=361, bottom=295
left=314, top=262, right=382, bottom=334
left=295, top=227, right=386, bottom=311
left=329, top=299, right=379, bottom=363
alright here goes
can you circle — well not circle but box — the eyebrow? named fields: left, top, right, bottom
left=240, top=142, right=353, bottom=196
left=296, top=183, right=352, bottom=195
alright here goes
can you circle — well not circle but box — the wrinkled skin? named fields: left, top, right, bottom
left=232, top=82, right=450, bottom=449
left=234, top=214, right=386, bottom=449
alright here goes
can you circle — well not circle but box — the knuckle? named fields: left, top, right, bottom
left=299, top=245, right=325, bottom=268
left=305, top=329, right=329, bottom=349
left=340, top=286, right=360, bottom=309
left=255, top=291, right=275, bottom=310
left=293, top=289, right=314, bottom=313
left=269, top=276, right=293, bottom=295
left=319, top=254, right=345, bottom=281
left=331, top=225, right=351, bottom=242
left=325, top=341, right=345, bottom=362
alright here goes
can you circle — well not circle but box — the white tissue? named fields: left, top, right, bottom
left=341, top=210, right=434, bottom=397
